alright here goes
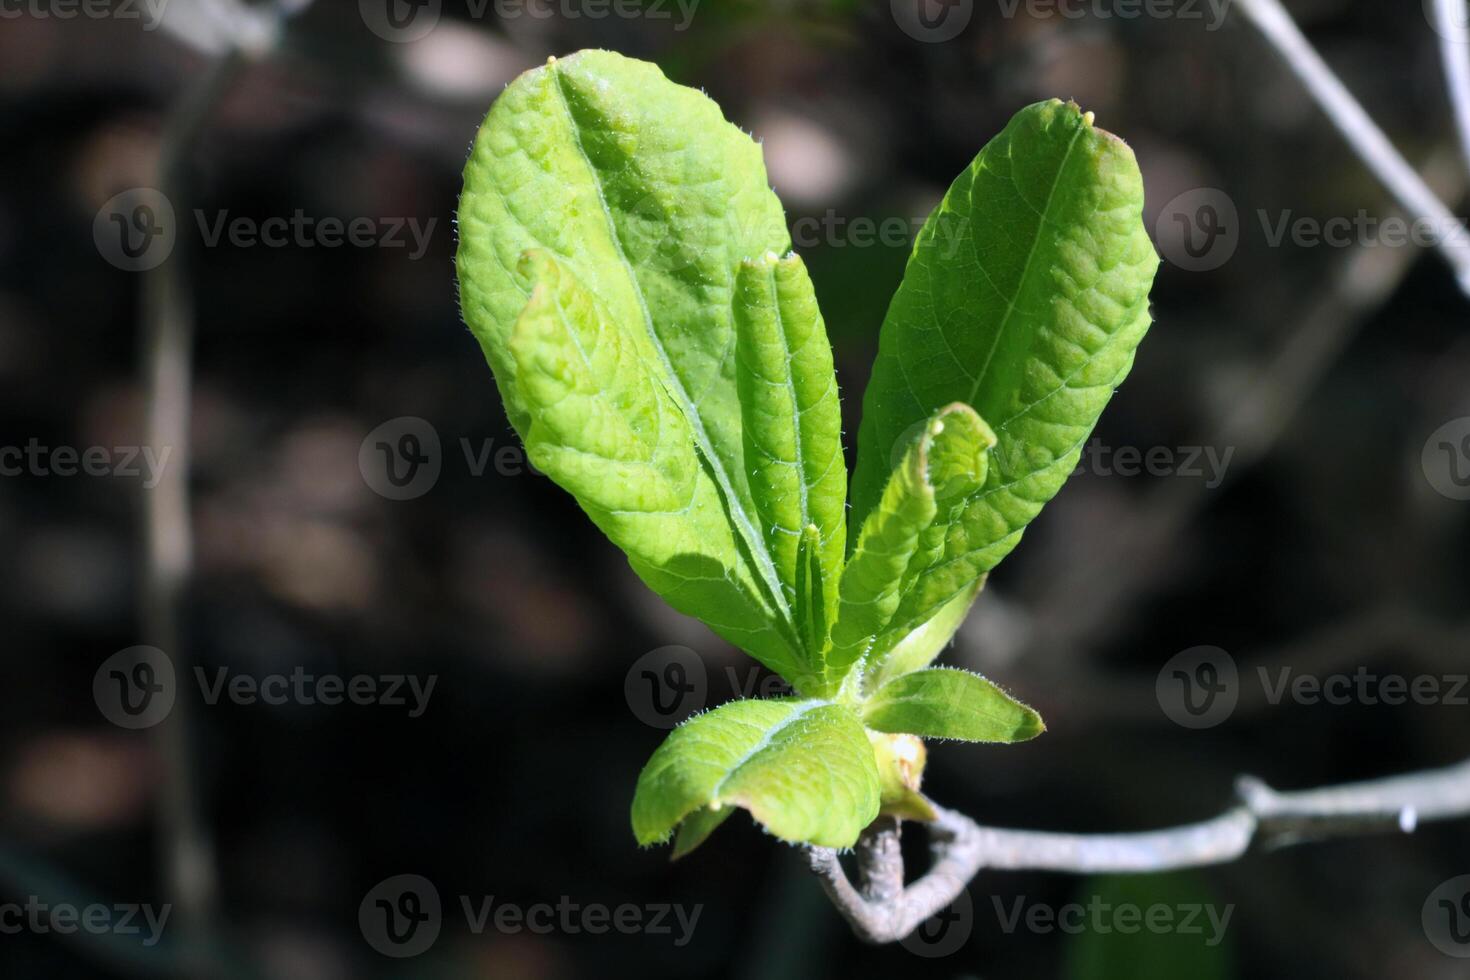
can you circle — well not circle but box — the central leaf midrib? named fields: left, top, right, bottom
left=711, top=699, right=829, bottom=800
left=964, top=118, right=1087, bottom=410
left=767, top=265, right=811, bottom=551
left=548, top=65, right=797, bottom=646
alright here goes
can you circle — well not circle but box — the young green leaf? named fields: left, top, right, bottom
left=793, top=524, right=829, bottom=662
left=631, top=698, right=881, bottom=851
left=868, top=575, right=985, bottom=689
left=863, top=667, right=1044, bottom=743
left=868, top=731, right=938, bottom=822
left=733, top=251, right=846, bottom=651
left=457, top=49, right=804, bottom=668
left=671, top=805, right=734, bottom=861
left=849, top=99, right=1160, bottom=637
left=825, top=404, right=995, bottom=692
left=509, top=250, right=804, bottom=681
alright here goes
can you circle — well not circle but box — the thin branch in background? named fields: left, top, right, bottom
left=1433, top=0, right=1470, bottom=174
left=140, top=1, right=314, bottom=973
left=141, top=46, right=246, bottom=970
left=153, top=0, right=292, bottom=56
left=1233, top=0, right=1470, bottom=296
left=807, top=758, right=1470, bottom=944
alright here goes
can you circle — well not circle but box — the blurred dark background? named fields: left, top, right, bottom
left=1, top=0, right=1468, bottom=977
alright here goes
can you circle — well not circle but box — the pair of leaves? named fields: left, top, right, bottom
left=456, top=50, right=1158, bottom=853
left=629, top=669, right=1042, bottom=852
left=456, top=51, right=836, bottom=685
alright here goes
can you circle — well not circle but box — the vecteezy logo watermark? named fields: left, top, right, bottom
left=623, top=646, right=802, bottom=729
left=892, top=0, right=973, bottom=42
left=94, top=647, right=177, bottom=730
left=993, top=894, right=1234, bottom=945
left=360, top=875, right=443, bottom=958
left=94, top=188, right=176, bottom=272
left=900, top=885, right=974, bottom=957
left=360, top=417, right=442, bottom=501
left=1424, top=875, right=1470, bottom=958
left=995, top=0, right=1231, bottom=29
left=1422, top=417, right=1470, bottom=501
left=1158, top=188, right=1470, bottom=272
left=0, top=897, right=171, bottom=947
left=360, top=0, right=699, bottom=43
left=1156, top=645, right=1238, bottom=729
left=0, top=0, right=169, bottom=30
left=95, top=191, right=438, bottom=271
left=0, top=440, right=171, bottom=488
left=359, top=0, right=441, bottom=43
left=359, top=876, right=702, bottom=957
left=358, top=418, right=546, bottom=501
left=624, top=646, right=708, bottom=729
left=94, top=648, right=437, bottom=729
left=1155, top=188, right=1239, bottom=272
left=1157, top=647, right=1469, bottom=729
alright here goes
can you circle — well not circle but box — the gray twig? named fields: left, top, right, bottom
left=141, top=44, right=246, bottom=966
left=1432, top=0, right=1470, bottom=175
left=806, top=758, right=1470, bottom=944
left=1233, top=0, right=1470, bottom=295
left=1024, top=152, right=1465, bottom=660
left=141, top=1, right=315, bottom=973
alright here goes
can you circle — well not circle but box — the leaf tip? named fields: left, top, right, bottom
left=1015, top=706, right=1047, bottom=742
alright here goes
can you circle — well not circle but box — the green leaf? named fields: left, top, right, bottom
left=670, top=805, right=734, bottom=861
left=793, top=524, right=828, bottom=664
left=863, top=667, right=1044, bottom=743
left=868, top=575, right=985, bottom=689
left=733, top=251, right=846, bottom=652
left=825, top=404, right=995, bottom=692
left=457, top=49, right=804, bottom=671
left=849, top=99, right=1160, bottom=635
left=509, top=250, right=804, bottom=681
left=631, top=698, right=881, bottom=850
left=868, top=731, right=938, bottom=822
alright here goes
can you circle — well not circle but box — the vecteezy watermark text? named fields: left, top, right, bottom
left=94, top=647, right=436, bottom=729
left=195, top=667, right=436, bottom=717
left=94, top=189, right=438, bottom=271
left=993, top=894, right=1234, bottom=946
left=358, top=416, right=545, bottom=500
left=1073, top=439, right=1234, bottom=488
left=1157, top=646, right=1468, bottom=729
left=1257, top=666, right=1468, bottom=708
left=1155, top=186, right=1470, bottom=272
left=358, top=875, right=701, bottom=958
left=0, top=440, right=170, bottom=488
left=0, top=0, right=168, bottom=28
left=359, top=0, right=700, bottom=43
left=193, top=210, right=435, bottom=259
left=624, top=645, right=800, bottom=729
left=994, top=0, right=1232, bottom=31
left=0, top=897, right=170, bottom=948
